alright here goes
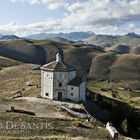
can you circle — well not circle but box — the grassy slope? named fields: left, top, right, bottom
left=0, top=39, right=140, bottom=82
left=0, top=63, right=113, bottom=140
left=0, top=40, right=46, bottom=64
left=106, top=44, right=131, bottom=54
left=0, top=56, right=22, bottom=70
left=0, top=39, right=139, bottom=139
left=0, top=39, right=102, bottom=77
left=85, top=35, right=140, bottom=47
left=89, top=53, right=140, bottom=84
left=0, top=64, right=40, bottom=99
left=89, top=52, right=117, bottom=79
left=0, top=111, right=111, bottom=139
left=110, top=54, right=140, bottom=80
left=87, top=81, right=140, bottom=109
left=130, top=46, right=140, bottom=54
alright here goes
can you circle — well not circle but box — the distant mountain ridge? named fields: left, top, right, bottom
left=0, top=32, right=139, bottom=42
left=126, top=32, right=140, bottom=38
left=85, top=32, right=140, bottom=47
left=0, top=34, right=3, bottom=38
left=25, top=31, right=94, bottom=41
left=0, top=35, right=22, bottom=40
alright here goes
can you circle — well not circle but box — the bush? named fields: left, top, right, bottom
left=121, top=119, right=128, bottom=134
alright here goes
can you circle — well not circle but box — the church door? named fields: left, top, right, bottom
left=58, top=92, right=62, bottom=100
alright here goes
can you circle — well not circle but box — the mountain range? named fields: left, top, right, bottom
left=0, top=32, right=140, bottom=42
left=0, top=33, right=140, bottom=86
left=0, top=31, right=140, bottom=140
left=0, top=31, right=140, bottom=87
left=25, top=31, right=94, bottom=41
left=0, top=35, right=22, bottom=40
left=0, top=31, right=139, bottom=44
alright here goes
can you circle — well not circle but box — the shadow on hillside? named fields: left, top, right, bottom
left=0, top=45, right=47, bottom=64
left=85, top=90, right=140, bottom=139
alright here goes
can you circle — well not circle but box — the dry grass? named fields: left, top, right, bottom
left=89, top=53, right=140, bottom=82
left=87, top=81, right=140, bottom=109
left=0, top=102, right=110, bottom=139
left=0, top=64, right=40, bottom=99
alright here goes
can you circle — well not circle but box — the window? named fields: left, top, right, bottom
left=46, top=93, right=49, bottom=96
left=71, top=87, right=73, bottom=90
left=59, top=83, right=62, bottom=87
left=71, top=93, right=73, bottom=96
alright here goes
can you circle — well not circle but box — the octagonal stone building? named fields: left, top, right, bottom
left=41, top=52, right=86, bottom=102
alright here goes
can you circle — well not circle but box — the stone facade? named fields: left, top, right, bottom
left=41, top=53, right=86, bottom=102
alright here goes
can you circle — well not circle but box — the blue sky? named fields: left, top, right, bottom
left=0, top=0, right=139, bottom=36
left=0, top=0, right=66, bottom=24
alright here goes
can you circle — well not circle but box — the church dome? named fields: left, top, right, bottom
left=41, top=53, right=76, bottom=72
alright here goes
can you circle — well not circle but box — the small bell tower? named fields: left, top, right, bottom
left=56, top=53, right=63, bottom=62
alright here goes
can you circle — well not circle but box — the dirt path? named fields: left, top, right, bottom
left=0, top=97, right=67, bottom=118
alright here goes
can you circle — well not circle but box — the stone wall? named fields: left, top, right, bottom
left=53, top=71, right=69, bottom=100
left=67, top=85, right=80, bottom=102
left=41, top=70, right=54, bottom=99
left=79, top=81, right=86, bottom=102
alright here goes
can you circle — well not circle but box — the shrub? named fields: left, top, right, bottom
left=121, top=119, right=128, bottom=134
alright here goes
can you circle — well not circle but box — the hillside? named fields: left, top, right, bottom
left=130, top=46, right=140, bottom=54
left=0, top=35, right=21, bottom=40
left=0, top=39, right=102, bottom=76
left=0, top=58, right=138, bottom=140
left=0, top=40, right=47, bottom=64
left=89, top=53, right=140, bottom=88
left=49, top=37, right=71, bottom=44
left=0, top=38, right=140, bottom=139
left=0, top=63, right=111, bottom=140
left=85, top=34, right=140, bottom=47
left=126, top=32, right=140, bottom=38
left=0, top=38, right=140, bottom=84
left=0, top=56, right=22, bottom=70
left=106, top=44, right=131, bottom=54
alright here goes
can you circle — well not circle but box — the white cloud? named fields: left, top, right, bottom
left=0, top=20, right=126, bottom=36
left=0, top=19, right=63, bottom=36
left=128, top=23, right=136, bottom=30
left=11, top=0, right=68, bottom=10
left=43, top=0, right=68, bottom=10
left=2, top=0, right=140, bottom=35
left=61, top=0, right=140, bottom=34
left=64, top=0, right=140, bottom=26
left=127, top=23, right=140, bottom=34
left=11, top=0, right=40, bottom=5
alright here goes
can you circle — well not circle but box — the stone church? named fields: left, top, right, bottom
left=41, top=52, right=86, bottom=102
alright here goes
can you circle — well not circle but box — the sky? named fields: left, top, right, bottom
left=0, top=0, right=139, bottom=36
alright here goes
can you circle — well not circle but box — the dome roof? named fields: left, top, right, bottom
left=41, top=53, right=75, bottom=72
left=41, top=61, right=75, bottom=72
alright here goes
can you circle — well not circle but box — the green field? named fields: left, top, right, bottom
left=87, top=80, right=140, bottom=109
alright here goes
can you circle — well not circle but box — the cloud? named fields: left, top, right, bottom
left=64, top=0, right=140, bottom=27
left=127, top=23, right=140, bottom=33
left=128, top=23, right=136, bottom=30
left=43, top=0, right=69, bottom=10
left=2, top=0, right=140, bottom=35
left=0, top=19, right=63, bottom=36
left=11, top=0, right=40, bottom=5
left=61, top=0, right=140, bottom=34
left=11, top=0, right=68, bottom=10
